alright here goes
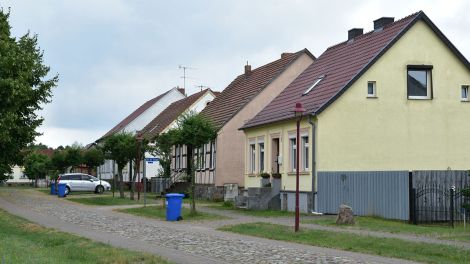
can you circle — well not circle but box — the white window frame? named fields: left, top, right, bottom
left=367, top=81, right=377, bottom=98
left=461, top=85, right=469, bottom=101
left=289, top=137, right=297, bottom=171
left=301, top=135, right=309, bottom=171
left=249, top=143, right=256, bottom=173
left=259, top=142, right=265, bottom=173
left=407, top=67, right=432, bottom=100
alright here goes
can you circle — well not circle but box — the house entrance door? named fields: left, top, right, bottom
left=271, top=138, right=280, bottom=174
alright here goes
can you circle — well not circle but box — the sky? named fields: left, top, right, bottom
left=2, top=0, right=469, bottom=148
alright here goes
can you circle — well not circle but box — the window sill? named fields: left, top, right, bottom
left=407, top=96, right=432, bottom=100
left=247, top=173, right=257, bottom=177
left=461, top=99, right=470, bottom=102
left=287, top=171, right=310, bottom=176
left=366, top=95, right=378, bottom=99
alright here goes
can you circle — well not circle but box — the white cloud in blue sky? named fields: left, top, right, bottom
left=2, top=0, right=469, bottom=147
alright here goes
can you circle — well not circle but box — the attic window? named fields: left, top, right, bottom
left=303, top=75, right=325, bottom=95
left=462, top=85, right=469, bottom=101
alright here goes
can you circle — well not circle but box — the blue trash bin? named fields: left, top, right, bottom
left=165, top=193, right=185, bottom=221
left=50, top=183, right=57, bottom=195
left=57, top=183, right=67, bottom=198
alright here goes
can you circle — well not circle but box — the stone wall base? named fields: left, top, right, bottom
left=195, top=185, right=225, bottom=201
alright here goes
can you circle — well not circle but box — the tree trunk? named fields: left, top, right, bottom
left=130, top=161, right=136, bottom=201
left=35, top=175, right=38, bottom=188
left=118, top=167, right=125, bottom=198
left=187, top=145, right=196, bottom=214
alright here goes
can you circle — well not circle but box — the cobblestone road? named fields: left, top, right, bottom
left=0, top=189, right=414, bottom=264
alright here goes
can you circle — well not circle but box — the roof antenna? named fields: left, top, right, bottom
left=195, top=85, right=209, bottom=91
left=178, top=65, right=196, bottom=92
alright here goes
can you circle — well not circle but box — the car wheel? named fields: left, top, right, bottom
left=95, top=185, right=104, bottom=194
left=65, top=186, right=70, bottom=195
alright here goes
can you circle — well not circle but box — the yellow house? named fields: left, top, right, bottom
left=241, top=11, right=470, bottom=215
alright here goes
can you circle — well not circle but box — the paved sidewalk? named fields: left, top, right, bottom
left=0, top=189, right=415, bottom=264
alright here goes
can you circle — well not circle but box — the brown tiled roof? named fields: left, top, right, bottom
left=100, top=89, right=175, bottom=140
left=242, top=11, right=470, bottom=129
left=200, top=49, right=315, bottom=129
left=140, top=89, right=214, bottom=139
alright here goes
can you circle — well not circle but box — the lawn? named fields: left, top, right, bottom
left=68, top=196, right=157, bottom=206
left=220, top=222, right=470, bottom=264
left=0, top=209, right=171, bottom=263
left=207, top=203, right=298, bottom=217
left=303, top=216, right=470, bottom=242
left=117, top=205, right=224, bottom=221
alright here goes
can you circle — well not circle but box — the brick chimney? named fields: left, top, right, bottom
left=281, top=52, right=293, bottom=59
left=244, top=64, right=251, bottom=75
left=348, top=28, right=363, bottom=40
left=374, top=17, right=394, bottom=30
left=177, top=86, right=185, bottom=96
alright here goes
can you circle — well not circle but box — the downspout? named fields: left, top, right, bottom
left=308, top=114, right=321, bottom=214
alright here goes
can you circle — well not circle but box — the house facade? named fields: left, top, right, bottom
left=97, top=87, right=186, bottom=181
left=186, top=50, right=315, bottom=199
left=140, top=89, right=217, bottom=179
left=241, top=12, right=470, bottom=214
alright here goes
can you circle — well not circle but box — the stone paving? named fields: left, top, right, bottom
left=0, top=189, right=414, bottom=264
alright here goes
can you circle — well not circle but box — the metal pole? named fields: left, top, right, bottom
left=112, top=160, right=116, bottom=198
left=295, top=118, right=300, bottom=232
left=450, top=187, right=455, bottom=228
left=143, top=156, right=147, bottom=207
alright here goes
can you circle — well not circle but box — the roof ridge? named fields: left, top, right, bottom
left=325, top=11, right=422, bottom=51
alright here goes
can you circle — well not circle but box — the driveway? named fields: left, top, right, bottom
left=0, top=189, right=415, bottom=264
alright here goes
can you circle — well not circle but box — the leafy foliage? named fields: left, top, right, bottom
left=152, top=129, right=179, bottom=178
left=102, top=132, right=136, bottom=198
left=64, top=145, right=83, bottom=171
left=23, top=152, right=50, bottom=186
left=50, top=150, right=68, bottom=174
left=0, top=9, right=58, bottom=181
left=82, top=147, right=105, bottom=174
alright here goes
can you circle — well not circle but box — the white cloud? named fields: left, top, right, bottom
left=35, top=126, right=106, bottom=148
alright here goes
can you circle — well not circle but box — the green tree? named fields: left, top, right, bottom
left=23, top=152, right=50, bottom=187
left=172, top=113, right=217, bottom=214
left=0, top=9, right=58, bottom=181
left=102, top=132, right=135, bottom=198
left=82, top=147, right=104, bottom=175
left=152, top=129, right=179, bottom=178
left=64, top=145, right=83, bottom=171
left=50, top=150, right=68, bottom=174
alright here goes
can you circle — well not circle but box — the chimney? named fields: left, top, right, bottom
left=177, top=86, right=185, bottom=96
left=374, top=17, right=394, bottom=30
left=244, top=64, right=251, bottom=75
left=281, top=52, right=293, bottom=59
left=348, top=28, right=363, bottom=40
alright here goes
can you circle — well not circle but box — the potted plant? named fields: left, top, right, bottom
left=259, top=172, right=270, bottom=187
left=271, top=172, right=282, bottom=179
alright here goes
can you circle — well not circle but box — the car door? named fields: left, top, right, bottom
left=80, top=174, right=95, bottom=192
left=69, top=174, right=82, bottom=191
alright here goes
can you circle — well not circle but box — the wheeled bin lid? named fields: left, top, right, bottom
left=165, top=193, right=185, bottom=198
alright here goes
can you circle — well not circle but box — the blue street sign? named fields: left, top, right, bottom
left=145, top=157, right=159, bottom=163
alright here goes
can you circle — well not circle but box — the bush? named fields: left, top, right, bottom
left=259, top=172, right=270, bottom=179
left=222, top=200, right=234, bottom=208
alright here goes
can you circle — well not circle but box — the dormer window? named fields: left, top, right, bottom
left=303, top=75, right=325, bottom=95
left=462, top=85, right=469, bottom=101
left=407, top=65, right=433, bottom=100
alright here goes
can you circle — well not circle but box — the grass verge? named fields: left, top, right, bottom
left=0, top=209, right=171, bottom=263
left=117, top=206, right=225, bottom=221
left=303, top=216, right=470, bottom=242
left=68, top=196, right=156, bottom=206
left=220, top=222, right=470, bottom=263
left=207, top=204, right=297, bottom=217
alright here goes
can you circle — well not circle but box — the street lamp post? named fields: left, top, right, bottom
left=293, top=102, right=305, bottom=232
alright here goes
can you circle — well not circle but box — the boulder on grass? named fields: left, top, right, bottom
left=336, top=204, right=355, bottom=225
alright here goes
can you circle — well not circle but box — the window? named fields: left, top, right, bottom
left=367, top=81, right=376, bottom=97
left=462, top=85, right=469, bottom=101
left=259, top=143, right=265, bottom=172
left=301, top=136, right=309, bottom=171
left=407, top=66, right=432, bottom=99
left=175, top=145, right=180, bottom=169
left=210, top=141, right=216, bottom=169
left=290, top=138, right=297, bottom=171
left=249, top=143, right=256, bottom=173
left=303, top=75, right=325, bottom=95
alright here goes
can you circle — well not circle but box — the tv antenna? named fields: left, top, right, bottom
left=178, top=65, right=196, bottom=91
left=195, top=85, right=210, bottom=91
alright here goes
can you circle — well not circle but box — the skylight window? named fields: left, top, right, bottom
left=303, top=75, right=325, bottom=95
